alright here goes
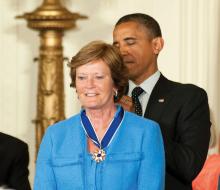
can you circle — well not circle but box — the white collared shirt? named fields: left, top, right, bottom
left=128, top=71, right=161, bottom=116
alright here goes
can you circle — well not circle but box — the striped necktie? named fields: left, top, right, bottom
left=131, top=87, right=144, bottom=116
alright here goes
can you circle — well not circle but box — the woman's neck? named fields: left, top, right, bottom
left=85, top=104, right=117, bottom=131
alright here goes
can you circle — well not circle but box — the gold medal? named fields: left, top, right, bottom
left=92, top=149, right=106, bottom=163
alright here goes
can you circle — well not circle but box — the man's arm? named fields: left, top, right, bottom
left=164, top=88, right=211, bottom=183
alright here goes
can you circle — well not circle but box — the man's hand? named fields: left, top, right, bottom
left=117, top=95, right=134, bottom=112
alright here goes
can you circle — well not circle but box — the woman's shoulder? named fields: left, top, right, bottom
left=46, top=113, right=81, bottom=134
left=125, top=111, right=159, bottom=127
left=124, top=111, right=160, bottom=131
left=121, top=111, right=163, bottom=147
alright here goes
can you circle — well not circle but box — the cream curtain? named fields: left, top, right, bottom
left=178, top=0, right=220, bottom=152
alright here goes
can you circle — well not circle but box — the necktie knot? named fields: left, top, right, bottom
left=132, top=87, right=144, bottom=98
left=131, top=87, right=144, bottom=116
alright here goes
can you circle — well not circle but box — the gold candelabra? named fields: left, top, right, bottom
left=16, top=0, right=87, bottom=155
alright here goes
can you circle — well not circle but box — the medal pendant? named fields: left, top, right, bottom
left=92, top=149, right=106, bottom=163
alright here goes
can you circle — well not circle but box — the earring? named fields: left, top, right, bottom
left=114, top=89, right=118, bottom=97
left=113, top=89, right=118, bottom=101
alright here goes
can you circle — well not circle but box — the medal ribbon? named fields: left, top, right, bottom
left=81, top=106, right=124, bottom=149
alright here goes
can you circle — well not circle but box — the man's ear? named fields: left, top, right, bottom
left=152, top=37, right=164, bottom=55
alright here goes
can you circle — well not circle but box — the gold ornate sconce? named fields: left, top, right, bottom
left=16, top=0, right=87, bottom=154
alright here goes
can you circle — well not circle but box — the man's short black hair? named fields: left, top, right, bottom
left=115, top=13, right=162, bottom=38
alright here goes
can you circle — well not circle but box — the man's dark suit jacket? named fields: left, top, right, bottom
left=143, top=74, right=211, bottom=190
left=0, top=132, right=31, bottom=190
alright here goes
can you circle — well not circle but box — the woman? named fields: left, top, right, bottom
left=34, top=41, right=165, bottom=190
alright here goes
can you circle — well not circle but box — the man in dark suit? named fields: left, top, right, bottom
left=0, top=132, right=31, bottom=190
left=113, top=13, right=211, bottom=190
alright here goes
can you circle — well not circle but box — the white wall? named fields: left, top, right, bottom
left=0, top=0, right=219, bottom=187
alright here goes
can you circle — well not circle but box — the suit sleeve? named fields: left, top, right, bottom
left=138, top=121, right=165, bottom=190
left=8, top=142, right=31, bottom=190
left=164, top=88, right=211, bottom=183
left=34, top=128, right=57, bottom=190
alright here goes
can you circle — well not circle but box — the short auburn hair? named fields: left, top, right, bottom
left=68, top=41, right=128, bottom=101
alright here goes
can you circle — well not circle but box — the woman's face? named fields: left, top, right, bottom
left=76, top=59, right=115, bottom=110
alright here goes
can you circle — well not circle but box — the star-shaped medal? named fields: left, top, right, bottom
left=92, top=149, right=106, bottom=163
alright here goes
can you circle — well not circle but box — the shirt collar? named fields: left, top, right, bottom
left=128, top=71, right=161, bottom=96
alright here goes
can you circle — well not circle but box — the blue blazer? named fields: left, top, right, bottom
left=34, top=108, right=165, bottom=190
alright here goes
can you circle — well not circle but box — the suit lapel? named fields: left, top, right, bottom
left=144, top=74, right=172, bottom=121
